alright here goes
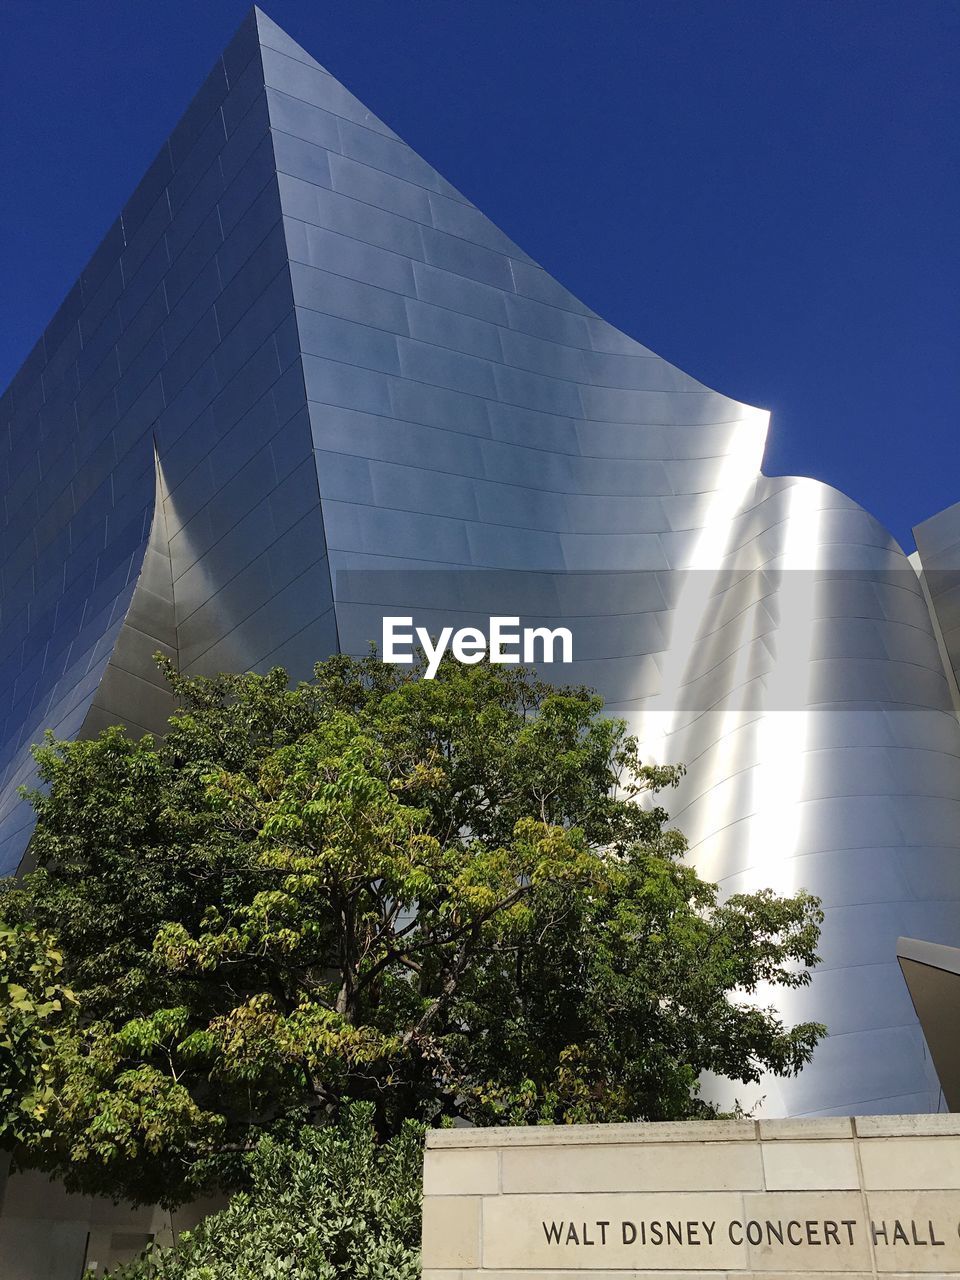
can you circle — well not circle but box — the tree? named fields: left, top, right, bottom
left=0, top=920, right=73, bottom=1142
left=0, top=654, right=824, bottom=1205
left=103, top=1104, right=422, bottom=1280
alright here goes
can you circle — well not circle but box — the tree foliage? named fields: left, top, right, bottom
left=0, top=919, right=73, bottom=1140
left=103, top=1104, right=422, bottom=1280
left=0, top=654, right=824, bottom=1205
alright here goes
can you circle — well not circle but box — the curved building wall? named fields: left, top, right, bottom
left=1, top=6, right=959, bottom=1117
left=0, top=10, right=335, bottom=870
left=915, top=500, right=960, bottom=702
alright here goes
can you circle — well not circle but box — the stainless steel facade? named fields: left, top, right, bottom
left=2, top=7, right=959, bottom=1118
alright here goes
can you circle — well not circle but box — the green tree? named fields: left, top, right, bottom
left=0, top=655, right=824, bottom=1205
left=104, top=1103, right=422, bottom=1280
left=0, top=920, right=74, bottom=1141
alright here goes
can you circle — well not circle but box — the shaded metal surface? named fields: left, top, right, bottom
left=1, top=7, right=959, bottom=1116
left=0, top=10, right=336, bottom=871
left=897, top=937, right=960, bottom=1111
left=914, top=501, right=960, bottom=701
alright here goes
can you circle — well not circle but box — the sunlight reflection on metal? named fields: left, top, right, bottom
left=746, top=480, right=821, bottom=896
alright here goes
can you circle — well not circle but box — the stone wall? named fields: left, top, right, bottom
left=422, top=1114, right=960, bottom=1278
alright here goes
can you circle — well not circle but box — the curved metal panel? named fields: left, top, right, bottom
left=898, top=937, right=960, bottom=1111
left=0, top=11, right=333, bottom=871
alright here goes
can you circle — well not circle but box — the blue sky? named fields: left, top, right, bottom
left=1, top=0, right=956, bottom=548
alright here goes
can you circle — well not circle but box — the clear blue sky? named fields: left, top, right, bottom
left=1, top=0, right=956, bottom=549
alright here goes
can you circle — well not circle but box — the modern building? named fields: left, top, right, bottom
left=1, top=6, right=959, bottom=1182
